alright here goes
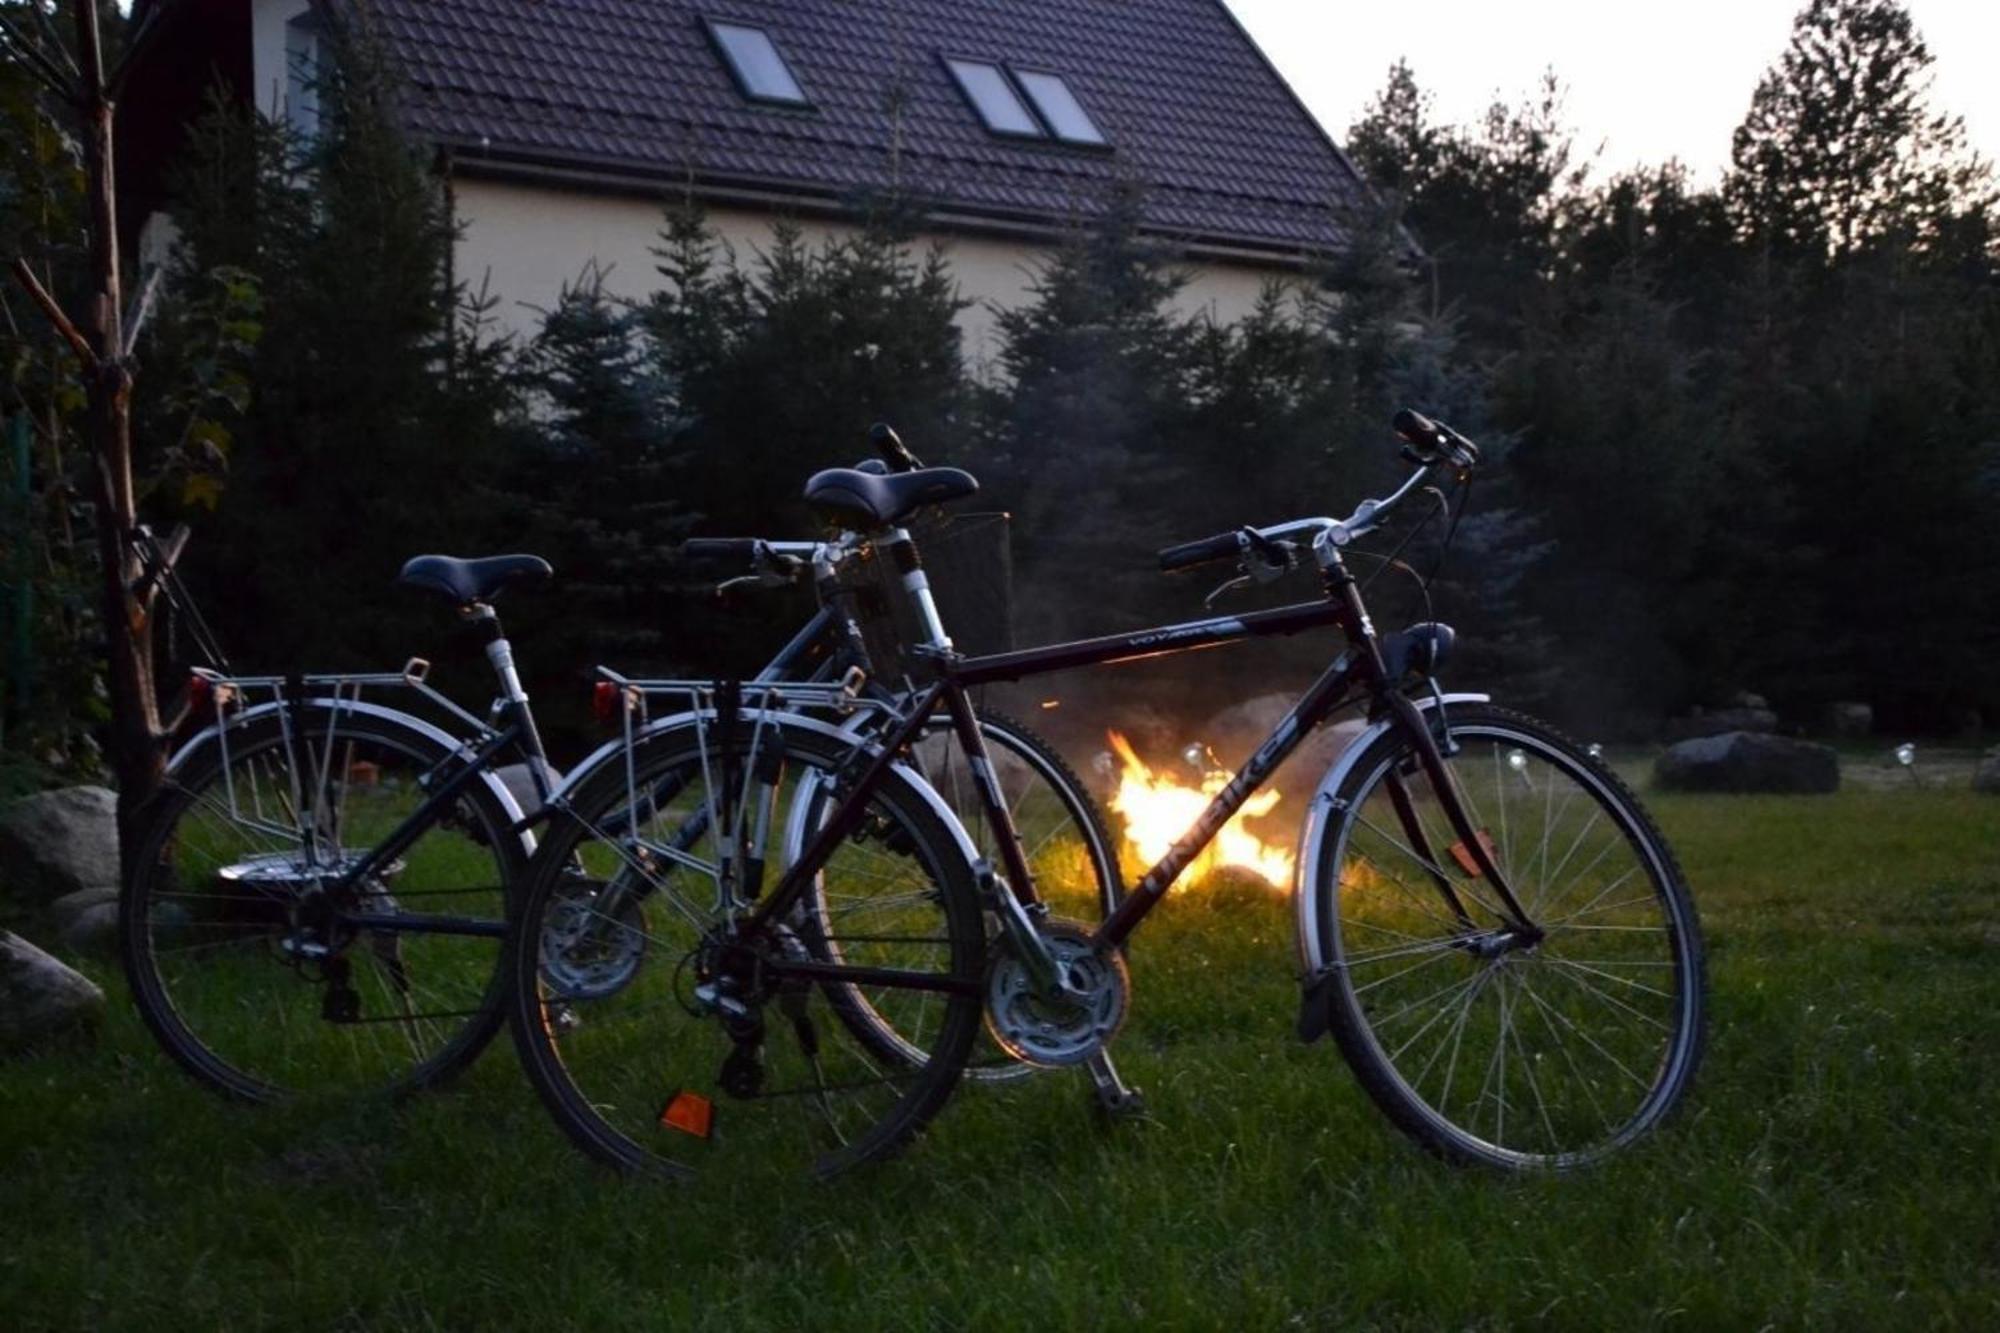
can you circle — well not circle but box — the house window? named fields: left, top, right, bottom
left=284, top=13, right=321, bottom=138
left=706, top=20, right=809, bottom=105
left=944, top=59, right=1042, bottom=138
left=1011, top=70, right=1105, bottom=146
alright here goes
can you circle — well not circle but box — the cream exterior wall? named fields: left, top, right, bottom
left=250, top=0, right=313, bottom=121
left=450, top=178, right=1290, bottom=374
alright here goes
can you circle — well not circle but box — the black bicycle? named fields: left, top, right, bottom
left=121, top=554, right=559, bottom=1101
left=509, top=411, right=1707, bottom=1177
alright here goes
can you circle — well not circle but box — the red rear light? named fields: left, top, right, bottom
left=188, top=674, right=213, bottom=718
left=592, top=681, right=620, bottom=725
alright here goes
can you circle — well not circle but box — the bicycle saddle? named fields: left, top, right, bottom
left=801, top=466, right=979, bottom=529
left=397, top=553, right=553, bottom=605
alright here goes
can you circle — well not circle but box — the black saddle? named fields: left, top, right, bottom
left=801, top=466, right=979, bottom=529
left=397, top=553, right=553, bottom=605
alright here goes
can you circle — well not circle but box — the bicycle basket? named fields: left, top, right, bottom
left=838, top=511, right=1013, bottom=686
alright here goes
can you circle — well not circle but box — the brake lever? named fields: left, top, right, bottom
left=1203, top=537, right=1298, bottom=607
left=715, top=548, right=804, bottom=595
left=1203, top=573, right=1252, bottom=608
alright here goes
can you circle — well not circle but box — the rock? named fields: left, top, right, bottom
left=47, top=886, right=118, bottom=931
left=1663, top=708, right=1779, bottom=743
left=1974, top=747, right=2000, bottom=795
left=0, top=786, right=119, bottom=905
left=0, top=929, right=104, bottom=1052
left=57, top=901, right=120, bottom=956
left=1727, top=691, right=1770, bottom=711
left=1828, top=701, right=1873, bottom=738
left=1655, top=731, right=1840, bottom=794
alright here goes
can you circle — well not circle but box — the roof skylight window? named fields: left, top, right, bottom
left=706, top=20, right=808, bottom=105
left=945, top=58, right=1042, bottom=138
left=1012, top=70, right=1105, bottom=145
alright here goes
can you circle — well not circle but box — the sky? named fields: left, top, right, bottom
left=1225, top=0, right=2000, bottom=186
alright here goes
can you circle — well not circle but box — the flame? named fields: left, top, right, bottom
left=1106, top=730, right=1295, bottom=890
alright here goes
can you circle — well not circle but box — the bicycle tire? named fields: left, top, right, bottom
left=511, top=715, right=985, bottom=1180
left=121, top=704, right=524, bottom=1102
left=796, top=708, right=1122, bottom=1081
left=1309, top=703, right=1706, bottom=1168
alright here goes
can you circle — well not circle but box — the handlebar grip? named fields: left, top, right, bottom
left=1393, top=408, right=1447, bottom=451
left=869, top=421, right=922, bottom=472
left=681, top=538, right=763, bottom=562
left=1158, top=530, right=1244, bottom=572
left=1392, top=409, right=1482, bottom=466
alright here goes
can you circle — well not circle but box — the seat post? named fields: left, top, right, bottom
left=463, top=601, right=552, bottom=774
left=880, top=528, right=953, bottom=654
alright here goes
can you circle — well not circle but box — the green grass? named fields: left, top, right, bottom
left=4, top=787, right=1997, bottom=1329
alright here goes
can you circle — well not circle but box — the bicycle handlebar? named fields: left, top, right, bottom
left=683, top=538, right=765, bottom=562
left=1158, top=530, right=1247, bottom=572
left=1156, top=411, right=1479, bottom=574
left=869, top=421, right=922, bottom=472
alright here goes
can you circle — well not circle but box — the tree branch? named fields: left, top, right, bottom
left=0, top=11, right=80, bottom=101
left=27, top=0, right=81, bottom=82
left=107, top=1, right=166, bottom=100
left=8, top=258, right=97, bottom=370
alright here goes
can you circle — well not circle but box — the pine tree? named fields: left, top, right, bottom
left=1729, top=0, right=1995, bottom=261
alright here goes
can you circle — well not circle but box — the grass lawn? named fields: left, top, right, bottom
left=3, top=785, right=1997, bottom=1329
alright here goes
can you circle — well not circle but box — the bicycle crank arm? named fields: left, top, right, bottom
left=978, top=861, right=1083, bottom=1001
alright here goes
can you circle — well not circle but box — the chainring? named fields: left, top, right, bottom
left=984, top=917, right=1130, bottom=1067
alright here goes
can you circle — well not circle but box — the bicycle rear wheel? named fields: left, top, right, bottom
left=122, top=706, right=522, bottom=1101
left=513, top=717, right=984, bottom=1179
left=1310, top=704, right=1706, bottom=1168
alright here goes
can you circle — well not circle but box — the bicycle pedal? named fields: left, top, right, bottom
left=321, top=984, right=360, bottom=1025
left=719, top=1042, right=765, bottom=1099
left=1090, top=1082, right=1147, bottom=1121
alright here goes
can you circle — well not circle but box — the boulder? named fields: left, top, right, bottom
left=0, top=786, right=119, bottom=905
left=47, top=886, right=118, bottom=932
left=0, top=929, right=104, bottom=1052
left=56, top=899, right=120, bottom=956
left=1663, top=708, right=1779, bottom=743
left=1974, top=747, right=2000, bottom=795
left=1727, top=691, right=1770, bottom=711
left=1655, top=731, right=1839, bottom=794
left=1828, top=701, right=1873, bottom=738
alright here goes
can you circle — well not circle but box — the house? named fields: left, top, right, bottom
left=123, top=0, right=1382, bottom=368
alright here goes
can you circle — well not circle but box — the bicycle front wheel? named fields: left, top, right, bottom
left=122, top=706, right=523, bottom=1102
left=512, top=717, right=985, bottom=1180
left=1310, top=704, right=1706, bottom=1168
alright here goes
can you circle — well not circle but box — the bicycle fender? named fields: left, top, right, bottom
left=550, top=709, right=983, bottom=874
left=1291, top=691, right=1491, bottom=1033
left=165, top=699, right=536, bottom=855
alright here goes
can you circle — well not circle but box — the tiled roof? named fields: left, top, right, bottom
left=353, top=0, right=1375, bottom=261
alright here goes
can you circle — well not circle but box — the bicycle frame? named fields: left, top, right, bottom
left=736, top=548, right=1541, bottom=977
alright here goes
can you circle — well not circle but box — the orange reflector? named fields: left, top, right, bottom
left=1447, top=830, right=1498, bottom=878
left=659, top=1091, right=713, bottom=1138
left=1040, top=698, right=1061, bottom=710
